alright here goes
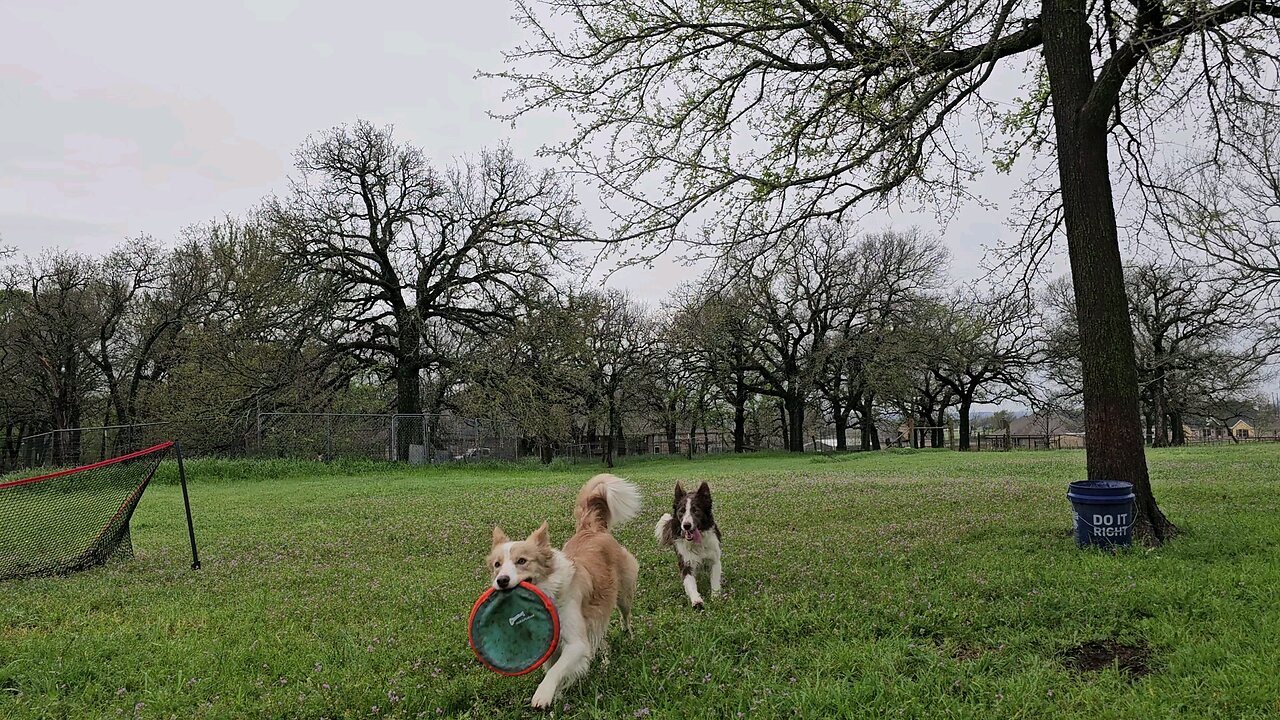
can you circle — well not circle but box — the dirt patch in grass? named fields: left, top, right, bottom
left=1062, top=640, right=1152, bottom=679
left=929, top=638, right=1004, bottom=661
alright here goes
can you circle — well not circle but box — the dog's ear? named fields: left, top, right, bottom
left=492, top=526, right=509, bottom=546
left=529, top=521, right=551, bottom=547
left=696, top=481, right=711, bottom=498
left=674, top=482, right=685, bottom=501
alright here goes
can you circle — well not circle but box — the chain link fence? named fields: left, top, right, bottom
left=11, top=413, right=1205, bottom=474
left=247, top=413, right=518, bottom=463
left=2, top=423, right=172, bottom=472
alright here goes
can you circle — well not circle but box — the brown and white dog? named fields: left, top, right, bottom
left=487, top=473, right=641, bottom=709
left=654, top=481, right=722, bottom=609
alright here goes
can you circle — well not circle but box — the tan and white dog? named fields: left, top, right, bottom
left=487, top=473, right=641, bottom=709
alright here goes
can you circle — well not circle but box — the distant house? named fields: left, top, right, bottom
left=1195, top=416, right=1256, bottom=441
left=999, top=412, right=1085, bottom=450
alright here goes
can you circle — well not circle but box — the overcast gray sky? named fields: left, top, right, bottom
left=1, top=0, right=1038, bottom=301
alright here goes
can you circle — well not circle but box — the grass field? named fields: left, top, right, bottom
left=1, top=447, right=1278, bottom=719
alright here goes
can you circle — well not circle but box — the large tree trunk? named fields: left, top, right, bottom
left=395, top=310, right=421, bottom=415
left=615, top=413, right=626, bottom=457
left=834, top=407, right=849, bottom=451
left=1170, top=411, right=1186, bottom=446
left=1152, top=379, right=1169, bottom=447
left=778, top=400, right=789, bottom=450
left=1042, top=0, right=1175, bottom=544
left=957, top=396, right=973, bottom=451
left=732, top=380, right=746, bottom=453
left=862, top=393, right=880, bottom=450
left=786, top=392, right=805, bottom=452
left=49, top=352, right=83, bottom=466
left=870, top=394, right=880, bottom=445
left=603, top=402, right=616, bottom=467
left=394, top=367, right=420, bottom=460
left=392, top=306, right=422, bottom=459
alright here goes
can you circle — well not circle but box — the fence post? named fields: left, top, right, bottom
left=325, top=414, right=333, bottom=461
left=175, top=442, right=201, bottom=571
left=390, top=416, right=398, bottom=462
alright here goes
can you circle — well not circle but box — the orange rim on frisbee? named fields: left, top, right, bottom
left=468, top=581, right=560, bottom=676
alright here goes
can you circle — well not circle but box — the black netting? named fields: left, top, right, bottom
left=0, top=442, right=173, bottom=581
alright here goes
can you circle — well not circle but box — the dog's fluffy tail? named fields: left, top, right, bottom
left=575, top=473, right=642, bottom=532
left=654, top=513, right=674, bottom=545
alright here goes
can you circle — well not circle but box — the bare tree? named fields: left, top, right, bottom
left=660, top=283, right=757, bottom=450
left=812, top=229, right=949, bottom=450
left=578, top=290, right=652, bottom=467
left=645, top=302, right=703, bottom=454
left=460, top=289, right=590, bottom=464
left=269, top=121, right=586, bottom=428
left=927, top=291, right=1042, bottom=450
left=0, top=281, right=46, bottom=467
left=710, top=230, right=853, bottom=452
left=78, top=237, right=230, bottom=439
left=3, top=253, right=99, bottom=460
left=1046, top=261, right=1273, bottom=447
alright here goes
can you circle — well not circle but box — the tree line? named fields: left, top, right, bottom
left=2, top=121, right=1273, bottom=468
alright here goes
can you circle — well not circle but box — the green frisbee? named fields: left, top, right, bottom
left=468, top=581, right=560, bottom=676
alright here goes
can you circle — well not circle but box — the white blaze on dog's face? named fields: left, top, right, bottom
left=487, top=522, right=554, bottom=590
left=679, top=496, right=695, bottom=537
left=673, top=481, right=712, bottom=543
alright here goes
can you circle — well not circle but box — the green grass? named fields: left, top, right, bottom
left=2, top=446, right=1278, bottom=719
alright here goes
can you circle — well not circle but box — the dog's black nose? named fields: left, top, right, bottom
left=682, top=522, right=693, bottom=531
left=496, top=575, right=511, bottom=589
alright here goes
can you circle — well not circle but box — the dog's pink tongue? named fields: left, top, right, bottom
left=687, top=528, right=702, bottom=543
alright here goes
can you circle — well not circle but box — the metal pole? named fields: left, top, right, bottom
left=176, top=442, right=201, bottom=570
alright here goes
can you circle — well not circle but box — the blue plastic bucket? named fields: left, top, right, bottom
left=1067, top=480, right=1135, bottom=548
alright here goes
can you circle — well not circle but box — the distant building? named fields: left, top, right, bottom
left=1193, top=416, right=1256, bottom=441
left=993, top=412, right=1085, bottom=450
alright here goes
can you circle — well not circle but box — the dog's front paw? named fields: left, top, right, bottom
left=692, top=599, right=704, bottom=611
left=530, top=685, right=557, bottom=710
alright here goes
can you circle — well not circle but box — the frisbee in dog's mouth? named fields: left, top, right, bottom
left=683, top=528, right=702, bottom=543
